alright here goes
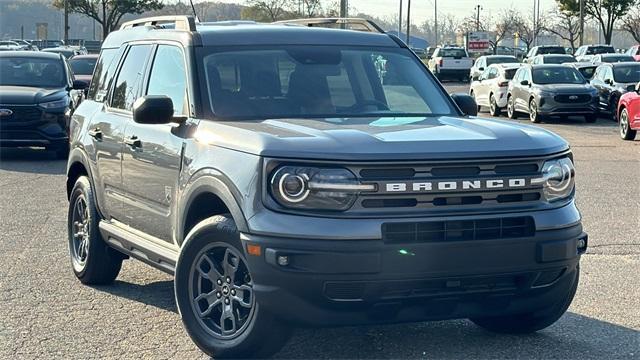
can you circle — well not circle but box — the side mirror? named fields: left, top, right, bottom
left=520, top=80, right=530, bottom=86
left=133, top=95, right=177, bottom=125
left=605, top=78, right=613, bottom=85
left=450, top=93, right=478, bottom=116
left=72, top=79, right=87, bottom=90
left=472, top=74, right=480, bottom=81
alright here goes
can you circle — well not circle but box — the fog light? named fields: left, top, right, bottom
left=277, top=255, right=289, bottom=266
left=577, top=235, right=588, bottom=253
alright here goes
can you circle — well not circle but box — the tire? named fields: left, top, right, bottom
left=175, top=215, right=291, bottom=359
left=68, top=176, right=123, bottom=284
left=619, top=108, right=637, bottom=140
left=609, top=95, right=620, bottom=121
left=470, top=91, right=481, bottom=113
left=529, top=98, right=542, bottom=123
left=471, top=266, right=579, bottom=334
left=584, top=114, right=597, bottom=123
left=489, top=94, right=501, bottom=117
left=507, top=95, right=517, bottom=119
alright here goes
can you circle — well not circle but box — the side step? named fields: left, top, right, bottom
left=99, top=221, right=179, bottom=275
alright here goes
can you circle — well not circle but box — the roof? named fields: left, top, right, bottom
left=566, top=62, right=597, bottom=68
left=601, top=61, right=640, bottom=67
left=197, top=24, right=397, bottom=47
left=0, top=51, right=62, bottom=59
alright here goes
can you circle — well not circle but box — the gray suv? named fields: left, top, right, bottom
left=66, top=16, right=587, bottom=358
left=507, top=64, right=599, bottom=123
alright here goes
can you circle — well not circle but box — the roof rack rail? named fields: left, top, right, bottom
left=120, top=15, right=197, bottom=31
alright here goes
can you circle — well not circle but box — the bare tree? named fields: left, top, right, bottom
left=556, top=0, right=637, bottom=44
left=513, top=11, right=544, bottom=51
left=490, top=8, right=521, bottom=54
left=622, top=6, right=640, bottom=43
left=52, top=0, right=163, bottom=39
left=543, top=8, right=580, bottom=52
left=246, top=0, right=293, bottom=21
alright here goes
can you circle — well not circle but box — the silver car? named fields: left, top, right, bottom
left=469, top=63, right=521, bottom=116
left=506, top=64, right=599, bottom=123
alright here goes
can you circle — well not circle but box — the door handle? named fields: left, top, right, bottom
left=124, top=135, right=142, bottom=148
left=88, top=128, right=102, bottom=141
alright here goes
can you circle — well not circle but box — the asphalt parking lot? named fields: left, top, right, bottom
left=1, top=81, right=638, bottom=359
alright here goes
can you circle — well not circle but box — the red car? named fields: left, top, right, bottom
left=626, top=45, right=640, bottom=61
left=617, top=82, right=640, bottom=140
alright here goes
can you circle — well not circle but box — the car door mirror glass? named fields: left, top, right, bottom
left=132, top=95, right=176, bottom=125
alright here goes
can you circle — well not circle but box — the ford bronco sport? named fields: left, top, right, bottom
left=66, top=16, right=588, bottom=358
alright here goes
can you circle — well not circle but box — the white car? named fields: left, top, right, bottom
left=470, top=55, right=518, bottom=81
left=469, top=63, right=522, bottom=116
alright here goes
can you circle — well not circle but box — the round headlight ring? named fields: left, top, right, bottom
left=278, top=172, right=310, bottom=203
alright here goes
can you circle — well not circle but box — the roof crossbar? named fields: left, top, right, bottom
left=120, top=16, right=197, bottom=31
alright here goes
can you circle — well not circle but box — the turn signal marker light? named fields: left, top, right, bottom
left=247, top=244, right=262, bottom=256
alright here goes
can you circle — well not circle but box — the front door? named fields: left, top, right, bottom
left=121, top=44, right=189, bottom=242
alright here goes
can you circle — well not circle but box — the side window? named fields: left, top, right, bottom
left=88, top=48, right=120, bottom=101
left=111, top=45, right=153, bottom=111
left=525, top=69, right=533, bottom=82
left=514, top=68, right=523, bottom=82
left=488, top=67, right=499, bottom=79
left=147, top=45, right=188, bottom=115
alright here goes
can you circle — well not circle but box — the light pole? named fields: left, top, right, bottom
left=406, top=0, right=411, bottom=45
left=579, top=0, right=584, bottom=46
left=398, top=0, right=403, bottom=38
left=63, top=0, right=69, bottom=42
left=434, top=0, right=438, bottom=46
left=474, top=5, right=483, bottom=31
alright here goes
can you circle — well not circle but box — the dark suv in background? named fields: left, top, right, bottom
left=66, top=16, right=587, bottom=358
left=0, top=51, right=85, bottom=158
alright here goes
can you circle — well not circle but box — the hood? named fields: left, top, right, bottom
left=0, top=86, right=67, bottom=105
left=195, top=116, right=569, bottom=161
left=536, top=83, right=594, bottom=94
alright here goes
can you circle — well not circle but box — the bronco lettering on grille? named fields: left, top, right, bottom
left=381, top=178, right=531, bottom=193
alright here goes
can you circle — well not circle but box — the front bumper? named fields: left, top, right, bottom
left=0, top=107, right=68, bottom=148
left=242, top=217, right=586, bottom=326
left=537, top=96, right=599, bottom=116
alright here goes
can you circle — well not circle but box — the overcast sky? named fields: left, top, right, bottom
left=197, top=0, right=558, bottom=22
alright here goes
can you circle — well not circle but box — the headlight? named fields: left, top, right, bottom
left=533, top=157, right=575, bottom=202
left=269, top=166, right=374, bottom=211
left=39, top=98, right=69, bottom=109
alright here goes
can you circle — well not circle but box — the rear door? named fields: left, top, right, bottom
left=120, top=44, right=189, bottom=242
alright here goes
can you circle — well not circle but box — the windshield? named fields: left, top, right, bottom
left=0, top=57, right=66, bottom=88
left=587, top=46, right=615, bottom=55
left=538, top=47, right=566, bottom=55
left=487, top=56, right=517, bottom=65
left=69, top=57, right=97, bottom=75
left=544, top=55, right=575, bottom=64
left=613, top=64, right=640, bottom=83
left=200, top=46, right=456, bottom=120
left=532, top=67, right=585, bottom=84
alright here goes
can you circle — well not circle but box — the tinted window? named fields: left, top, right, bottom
left=504, top=68, right=518, bottom=80
left=439, top=48, right=467, bottom=58
left=586, top=46, right=615, bottom=55
left=613, top=64, right=640, bottom=83
left=532, top=67, right=585, bottom=84
left=0, top=57, right=66, bottom=88
left=602, top=55, right=635, bottom=63
left=69, top=57, right=97, bottom=75
left=544, top=55, right=575, bottom=64
left=486, top=56, right=517, bottom=65
left=538, top=47, right=566, bottom=55
left=111, top=45, right=152, bottom=111
left=577, top=66, right=597, bottom=80
left=89, top=48, right=119, bottom=101
left=147, top=45, right=187, bottom=115
left=201, top=46, right=455, bottom=119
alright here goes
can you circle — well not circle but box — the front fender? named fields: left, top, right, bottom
left=177, top=169, right=249, bottom=246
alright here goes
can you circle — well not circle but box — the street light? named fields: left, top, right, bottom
left=474, top=5, right=483, bottom=31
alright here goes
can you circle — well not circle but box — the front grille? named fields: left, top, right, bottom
left=0, top=105, right=42, bottom=123
left=348, top=158, right=547, bottom=214
left=554, top=94, right=591, bottom=103
left=382, top=216, right=535, bottom=243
